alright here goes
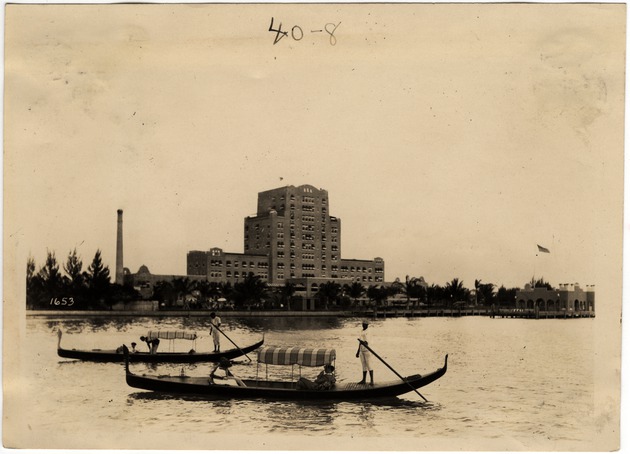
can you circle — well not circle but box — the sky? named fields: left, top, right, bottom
left=3, top=3, right=625, bottom=293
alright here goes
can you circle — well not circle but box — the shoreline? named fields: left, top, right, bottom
left=26, top=310, right=353, bottom=318
left=26, top=307, right=595, bottom=319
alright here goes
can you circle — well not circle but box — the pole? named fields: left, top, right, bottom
left=358, top=339, right=428, bottom=402
left=211, top=322, right=252, bottom=362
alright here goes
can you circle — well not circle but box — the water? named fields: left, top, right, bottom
left=12, top=315, right=596, bottom=450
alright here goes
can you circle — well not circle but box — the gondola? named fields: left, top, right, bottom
left=57, top=330, right=264, bottom=363
left=124, top=345, right=448, bottom=400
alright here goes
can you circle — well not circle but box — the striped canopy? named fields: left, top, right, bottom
left=146, top=330, right=197, bottom=341
left=257, top=347, right=336, bottom=367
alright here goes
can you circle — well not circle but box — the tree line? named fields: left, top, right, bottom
left=27, top=249, right=138, bottom=310
left=27, top=250, right=529, bottom=311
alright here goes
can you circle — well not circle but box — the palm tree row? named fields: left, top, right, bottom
left=27, top=250, right=523, bottom=311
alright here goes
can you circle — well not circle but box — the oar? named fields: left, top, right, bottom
left=357, top=339, right=428, bottom=402
left=211, top=322, right=252, bottom=362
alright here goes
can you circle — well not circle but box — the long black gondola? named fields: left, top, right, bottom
left=57, top=330, right=264, bottom=364
left=124, top=345, right=448, bottom=400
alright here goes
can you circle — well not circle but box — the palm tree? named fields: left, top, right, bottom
left=394, top=276, right=427, bottom=309
left=497, top=285, right=518, bottom=308
left=280, top=282, right=296, bottom=310
left=316, top=281, right=342, bottom=310
left=474, top=279, right=481, bottom=306
left=219, top=282, right=234, bottom=306
left=344, top=282, right=366, bottom=307
left=478, top=282, right=496, bottom=306
left=153, top=280, right=176, bottom=307
left=366, top=285, right=388, bottom=307
left=193, top=280, right=213, bottom=308
left=444, top=278, right=467, bottom=307
left=232, top=273, right=268, bottom=309
left=172, top=277, right=195, bottom=306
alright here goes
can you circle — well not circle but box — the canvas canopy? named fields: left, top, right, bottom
left=257, top=347, right=336, bottom=367
left=146, top=330, right=197, bottom=341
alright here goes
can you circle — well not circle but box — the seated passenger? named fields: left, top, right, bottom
left=297, top=364, right=336, bottom=390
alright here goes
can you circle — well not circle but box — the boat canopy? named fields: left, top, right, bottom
left=257, top=347, right=336, bottom=367
left=146, top=330, right=197, bottom=341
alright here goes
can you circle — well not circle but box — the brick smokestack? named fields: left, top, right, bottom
left=115, top=209, right=124, bottom=285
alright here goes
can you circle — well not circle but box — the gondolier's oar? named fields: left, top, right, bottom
left=211, top=322, right=253, bottom=362
left=358, top=339, right=428, bottom=402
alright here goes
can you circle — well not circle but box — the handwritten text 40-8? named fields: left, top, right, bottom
left=268, top=17, right=341, bottom=46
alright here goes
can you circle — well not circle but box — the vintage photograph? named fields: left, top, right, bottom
left=3, top=3, right=625, bottom=451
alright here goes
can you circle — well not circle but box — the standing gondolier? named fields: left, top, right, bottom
left=356, top=320, right=374, bottom=385
left=210, top=312, right=222, bottom=352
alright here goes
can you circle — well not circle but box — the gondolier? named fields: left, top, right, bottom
left=356, top=320, right=374, bottom=385
left=210, top=312, right=222, bottom=352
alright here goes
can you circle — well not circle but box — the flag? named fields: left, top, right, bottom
left=537, top=244, right=550, bottom=253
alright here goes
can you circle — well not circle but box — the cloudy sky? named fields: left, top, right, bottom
left=4, top=3, right=625, bottom=293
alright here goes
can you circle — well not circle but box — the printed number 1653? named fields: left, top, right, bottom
left=50, top=297, right=75, bottom=306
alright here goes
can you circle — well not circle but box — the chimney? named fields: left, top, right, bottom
left=116, top=209, right=124, bottom=285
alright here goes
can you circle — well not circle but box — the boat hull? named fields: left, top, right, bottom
left=125, top=355, right=448, bottom=400
left=58, top=338, right=264, bottom=363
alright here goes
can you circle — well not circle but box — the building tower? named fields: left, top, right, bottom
left=115, top=209, right=124, bottom=285
left=244, top=184, right=340, bottom=285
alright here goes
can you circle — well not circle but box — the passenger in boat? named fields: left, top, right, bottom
left=130, top=342, right=137, bottom=353
left=209, top=312, right=222, bottom=352
left=356, top=320, right=374, bottom=385
left=296, top=364, right=336, bottom=390
left=209, top=357, right=246, bottom=387
left=140, top=336, right=160, bottom=354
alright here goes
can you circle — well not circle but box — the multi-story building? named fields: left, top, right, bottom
left=187, top=248, right=269, bottom=284
left=188, top=184, right=384, bottom=286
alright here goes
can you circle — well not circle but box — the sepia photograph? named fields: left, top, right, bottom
left=2, top=2, right=625, bottom=451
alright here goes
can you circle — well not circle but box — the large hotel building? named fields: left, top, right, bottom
left=186, top=184, right=384, bottom=287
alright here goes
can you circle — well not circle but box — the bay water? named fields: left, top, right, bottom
left=13, top=315, right=597, bottom=450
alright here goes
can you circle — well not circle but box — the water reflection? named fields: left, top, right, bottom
left=234, top=316, right=344, bottom=332
left=354, top=402, right=376, bottom=429
left=127, top=391, right=232, bottom=404
left=264, top=400, right=338, bottom=432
